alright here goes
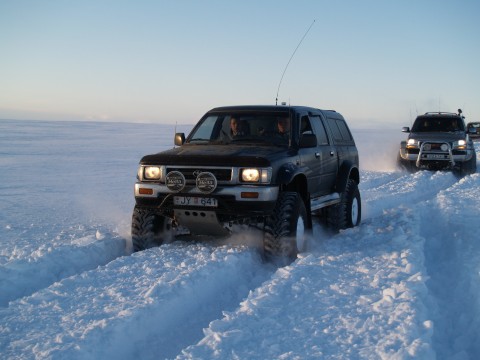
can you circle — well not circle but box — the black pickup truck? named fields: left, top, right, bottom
left=132, top=105, right=361, bottom=262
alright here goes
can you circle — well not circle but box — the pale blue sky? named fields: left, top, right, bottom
left=1, top=0, right=479, bottom=128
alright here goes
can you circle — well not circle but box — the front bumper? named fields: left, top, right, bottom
left=135, top=182, right=278, bottom=202
left=399, top=142, right=474, bottom=169
left=134, top=182, right=279, bottom=217
left=134, top=183, right=279, bottom=236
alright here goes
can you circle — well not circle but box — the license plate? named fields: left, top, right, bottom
left=424, top=154, right=447, bottom=159
left=173, top=196, right=218, bottom=207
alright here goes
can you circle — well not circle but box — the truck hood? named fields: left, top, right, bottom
left=140, top=144, right=293, bottom=167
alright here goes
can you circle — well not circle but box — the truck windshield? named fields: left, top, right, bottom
left=188, top=113, right=291, bottom=145
left=412, top=117, right=465, bottom=132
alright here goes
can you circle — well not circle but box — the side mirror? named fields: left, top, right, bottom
left=402, top=127, right=410, bottom=133
left=175, top=133, right=185, bottom=146
left=299, top=133, right=317, bottom=148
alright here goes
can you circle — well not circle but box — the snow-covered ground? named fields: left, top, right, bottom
left=1, top=119, right=479, bottom=359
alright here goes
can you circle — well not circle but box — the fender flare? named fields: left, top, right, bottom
left=276, top=162, right=311, bottom=227
left=335, top=161, right=360, bottom=193
left=276, top=162, right=306, bottom=185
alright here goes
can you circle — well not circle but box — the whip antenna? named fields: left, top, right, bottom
left=276, top=19, right=315, bottom=105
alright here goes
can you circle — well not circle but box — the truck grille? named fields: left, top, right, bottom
left=166, top=167, right=232, bottom=183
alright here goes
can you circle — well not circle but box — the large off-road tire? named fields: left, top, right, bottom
left=326, top=179, right=361, bottom=232
left=263, top=192, right=309, bottom=264
left=397, top=153, right=417, bottom=173
left=460, top=153, right=477, bottom=176
left=131, top=206, right=174, bottom=252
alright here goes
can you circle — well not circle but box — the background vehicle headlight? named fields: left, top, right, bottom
left=453, top=139, right=466, bottom=150
left=407, top=139, right=419, bottom=148
left=144, top=166, right=163, bottom=180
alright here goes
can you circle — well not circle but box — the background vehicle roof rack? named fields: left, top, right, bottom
left=424, top=112, right=459, bottom=115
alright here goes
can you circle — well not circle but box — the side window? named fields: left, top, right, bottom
left=300, top=115, right=313, bottom=134
left=310, top=116, right=329, bottom=145
left=336, top=120, right=353, bottom=141
left=325, top=118, right=353, bottom=143
left=326, top=118, right=343, bottom=142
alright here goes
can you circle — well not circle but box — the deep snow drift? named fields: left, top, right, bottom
left=1, top=119, right=479, bottom=359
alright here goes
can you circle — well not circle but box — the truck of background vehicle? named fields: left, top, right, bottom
left=397, top=110, right=477, bottom=176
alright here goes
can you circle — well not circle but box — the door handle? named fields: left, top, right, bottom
left=330, top=151, right=335, bottom=156
left=315, top=152, right=320, bottom=158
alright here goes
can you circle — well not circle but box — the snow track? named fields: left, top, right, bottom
left=179, top=207, right=434, bottom=359
left=361, top=170, right=459, bottom=220
left=178, top=168, right=469, bottom=359
left=0, top=231, right=126, bottom=307
left=0, top=244, right=272, bottom=359
left=419, top=174, right=480, bottom=358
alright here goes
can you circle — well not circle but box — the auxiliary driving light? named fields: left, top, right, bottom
left=138, top=188, right=153, bottom=195
left=241, top=192, right=259, bottom=199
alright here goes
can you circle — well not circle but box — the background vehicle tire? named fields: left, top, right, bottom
left=461, top=153, right=477, bottom=176
left=326, top=179, right=361, bottom=232
left=264, top=192, right=309, bottom=264
left=397, top=153, right=416, bottom=173
left=131, top=206, right=174, bottom=252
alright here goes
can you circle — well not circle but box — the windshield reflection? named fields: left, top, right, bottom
left=188, top=113, right=291, bottom=145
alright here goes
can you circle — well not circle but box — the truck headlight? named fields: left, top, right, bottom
left=139, top=166, right=164, bottom=181
left=240, top=168, right=271, bottom=183
left=242, top=169, right=260, bottom=182
left=406, top=139, right=419, bottom=149
left=453, top=139, right=466, bottom=150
